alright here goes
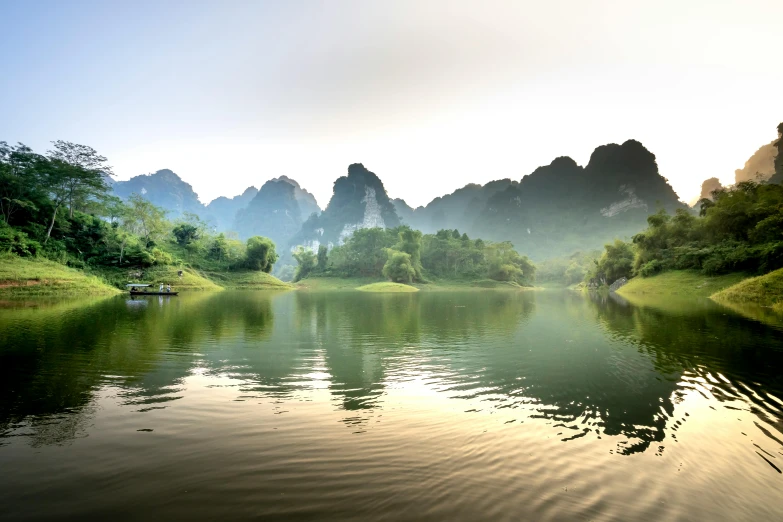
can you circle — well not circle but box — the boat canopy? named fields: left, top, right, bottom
left=126, top=284, right=151, bottom=288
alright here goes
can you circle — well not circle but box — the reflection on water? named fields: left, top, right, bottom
left=0, top=290, right=781, bottom=521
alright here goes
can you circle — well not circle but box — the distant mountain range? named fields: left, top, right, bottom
left=110, top=136, right=780, bottom=261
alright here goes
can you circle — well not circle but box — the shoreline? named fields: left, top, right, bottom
left=0, top=255, right=293, bottom=298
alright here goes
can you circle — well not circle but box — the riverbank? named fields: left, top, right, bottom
left=356, top=282, right=419, bottom=293
left=201, top=270, right=293, bottom=290
left=0, top=255, right=121, bottom=297
left=0, top=255, right=294, bottom=297
left=95, top=265, right=223, bottom=291
left=296, top=276, right=534, bottom=292
left=615, top=268, right=783, bottom=318
left=616, top=270, right=748, bottom=299
left=711, top=268, right=783, bottom=311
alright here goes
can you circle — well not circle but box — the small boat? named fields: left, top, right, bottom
left=126, top=284, right=179, bottom=296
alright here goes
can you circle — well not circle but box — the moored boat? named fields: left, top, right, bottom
left=126, top=284, right=179, bottom=296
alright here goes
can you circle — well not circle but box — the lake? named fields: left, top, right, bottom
left=1, top=290, right=782, bottom=521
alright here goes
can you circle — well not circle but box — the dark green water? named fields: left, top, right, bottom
left=1, top=290, right=782, bottom=521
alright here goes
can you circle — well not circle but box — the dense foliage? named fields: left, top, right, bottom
left=536, top=251, right=601, bottom=286
left=0, top=141, right=279, bottom=278
left=585, top=179, right=783, bottom=285
left=293, top=226, right=536, bottom=285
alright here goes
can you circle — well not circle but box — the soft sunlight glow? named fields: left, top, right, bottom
left=2, top=0, right=781, bottom=206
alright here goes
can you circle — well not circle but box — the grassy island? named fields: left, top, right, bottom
left=202, top=270, right=293, bottom=290
left=356, top=282, right=419, bottom=293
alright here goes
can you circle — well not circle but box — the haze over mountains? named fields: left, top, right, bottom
left=110, top=136, right=780, bottom=261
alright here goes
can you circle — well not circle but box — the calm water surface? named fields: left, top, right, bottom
left=1, top=290, right=782, bottom=521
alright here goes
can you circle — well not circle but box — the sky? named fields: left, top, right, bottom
left=1, top=0, right=781, bottom=208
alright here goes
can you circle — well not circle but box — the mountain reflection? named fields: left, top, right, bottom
left=1, top=290, right=782, bottom=455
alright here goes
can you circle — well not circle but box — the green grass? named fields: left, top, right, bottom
left=617, top=270, right=748, bottom=299
left=295, top=277, right=384, bottom=291
left=468, top=279, right=523, bottom=289
left=356, top=282, right=419, bottom=293
left=202, top=270, right=293, bottom=290
left=95, top=265, right=222, bottom=291
left=0, top=255, right=120, bottom=297
left=297, top=275, right=533, bottom=292
left=711, top=268, right=783, bottom=307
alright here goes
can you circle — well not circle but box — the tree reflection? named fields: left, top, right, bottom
left=2, top=289, right=782, bottom=455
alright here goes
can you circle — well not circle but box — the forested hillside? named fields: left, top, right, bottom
left=0, top=141, right=281, bottom=286
left=584, top=178, right=783, bottom=287
left=291, top=226, right=535, bottom=287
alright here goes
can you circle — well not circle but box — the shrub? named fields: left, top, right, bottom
left=638, top=259, right=663, bottom=277
left=245, top=236, right=278, bottom=272
left=382, top=250, right=416, bottom=283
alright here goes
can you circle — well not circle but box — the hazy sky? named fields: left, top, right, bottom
left=2, top=0, right=781, bottom=208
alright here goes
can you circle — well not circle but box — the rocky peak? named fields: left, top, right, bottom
left=112, top=168, right=206, bottom=218
left=290, top=163, right=400, bottom=251
left=272, top=175, right=321, bottom=219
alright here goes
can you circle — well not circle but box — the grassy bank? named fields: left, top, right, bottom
left=711, top=268, right=783, bottom=310
left=356, top=282, right=419, bottom=293
left=202, top=270, right=293, bottom=290
left=94, top=265, right=222, bottom=291
left=616, top=270, right=748, bottom=299
left=0, top=255, right=120, bottom=297
left=0, top=255, right=300, bottom=297
left=295, top=277, right=383, bottom=291
left=297, top=276, right=533, bottom=292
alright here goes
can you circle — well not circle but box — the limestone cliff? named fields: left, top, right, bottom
left=474, top=141, right=684, bottom=259
left=290, top=163, right=400, bottom=252
left=205, top=186, right=258, bottom=232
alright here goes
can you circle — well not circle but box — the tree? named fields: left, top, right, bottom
left=317, top=244, right=328, bottom=269
left=124, top=194, right=167, bottom=248
left=245, top=236, right=278, bottom=272
left=208, top=233, right=229, bottom=262
left=173, top=223, right=199, bottom=246
left=39, top=142, right=112, bottom=244
left=486, top=241, right=536, bottom=285
left=395, top=228, right=423, bottom=281
left=382, top=250, right=416, bottom=283
left=47, top=141, right=113, bottom=219
left=292, top=247, right=317, bottom=281
left=589, top=239, right=634, bottom=283
left=0, top=142, right=40, bottom=225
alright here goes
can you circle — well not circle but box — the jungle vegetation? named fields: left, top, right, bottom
left=0, top=141, right=280, bottom=283
left=292, top=227, right=536, bottom=286
left=584, top=178, right=783, bottom=286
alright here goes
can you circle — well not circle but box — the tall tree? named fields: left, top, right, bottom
left=47, top=141, right=113, bottom=218
left=317, top=244, right=328, bottom=268
left=0, top=142, right=40, bottom=225
left=395, top=228, right=423, bottom=281
left=124, top=194, right=167, bottom=248
left=246, top=236, right=278, bottom=273
left=292, top=247, right=317, bottom=281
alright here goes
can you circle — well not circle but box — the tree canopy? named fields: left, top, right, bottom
left=0, top=140, right=278, bottom=277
